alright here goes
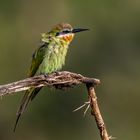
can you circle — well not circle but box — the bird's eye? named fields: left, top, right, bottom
left=56, top=32, right=59, bottom=36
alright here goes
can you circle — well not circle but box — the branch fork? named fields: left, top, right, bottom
left=0, top=71, right=111, bottom=140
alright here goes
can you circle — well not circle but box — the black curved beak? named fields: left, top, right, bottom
left=72, top=28, right=89, bottom=33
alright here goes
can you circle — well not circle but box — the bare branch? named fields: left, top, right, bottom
left=0, top=71, right=100, bottom=96
left=0, top=71, right=111, bottom=140
left=86, top=83, right=110, bottom=140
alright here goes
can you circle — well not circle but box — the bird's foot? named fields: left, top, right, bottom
left=44, top=73, right=48, bottom=78
left=73, top=101, right=90, bottom=117
left=54, top=71, right=61, bottom=76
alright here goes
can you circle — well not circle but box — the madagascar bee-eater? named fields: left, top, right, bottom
left=13, top=23, right=88, bottom=131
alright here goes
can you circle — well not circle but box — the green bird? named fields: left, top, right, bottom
left=13, top=23, right=88, bottom=131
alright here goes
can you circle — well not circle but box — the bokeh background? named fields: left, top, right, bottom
left=0, top=0, right=140, bottom=139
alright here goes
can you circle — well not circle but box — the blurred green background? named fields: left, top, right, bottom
left=0, top=0, right=140, bottom=139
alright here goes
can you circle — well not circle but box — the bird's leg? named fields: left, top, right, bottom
left=54, top=71, right=61, bottom=76
left=73, top=101, right=90, bottom=116
left=44, top=73, right=48, bottom=78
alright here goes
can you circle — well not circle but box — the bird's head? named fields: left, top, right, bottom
left=47, top=23, right=89, bottom=44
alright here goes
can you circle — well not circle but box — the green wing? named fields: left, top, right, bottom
left=13, top=43, right=48, bottom=132
left=28, top=43, right=47, bottom=77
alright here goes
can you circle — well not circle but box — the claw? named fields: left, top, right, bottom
left=44, top=74, right=48, bottom=78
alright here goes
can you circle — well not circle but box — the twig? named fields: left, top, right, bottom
left=0, top=71, right=110, bottom=140
left=86, top=83, right=110, bottom=140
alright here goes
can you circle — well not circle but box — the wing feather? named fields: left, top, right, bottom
left=28, top=43, right=47, bottom=77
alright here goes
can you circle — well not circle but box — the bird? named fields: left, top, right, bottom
left=13, top=23, right=89, bottom=132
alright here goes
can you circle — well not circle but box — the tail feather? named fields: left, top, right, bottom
left=17, top=91, right=31, bottom=115
left=13, top=114, right=20, bottom=132
left=13, top=91, right=31, bottom=132
left=13, top=88, right=42, bottom=132
left=30, top=88, right=42, bottom=101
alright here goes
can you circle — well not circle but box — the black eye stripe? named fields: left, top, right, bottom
left=56, top=29, right=72, bottom=36
left=63, top=30, right=70, bottom=33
